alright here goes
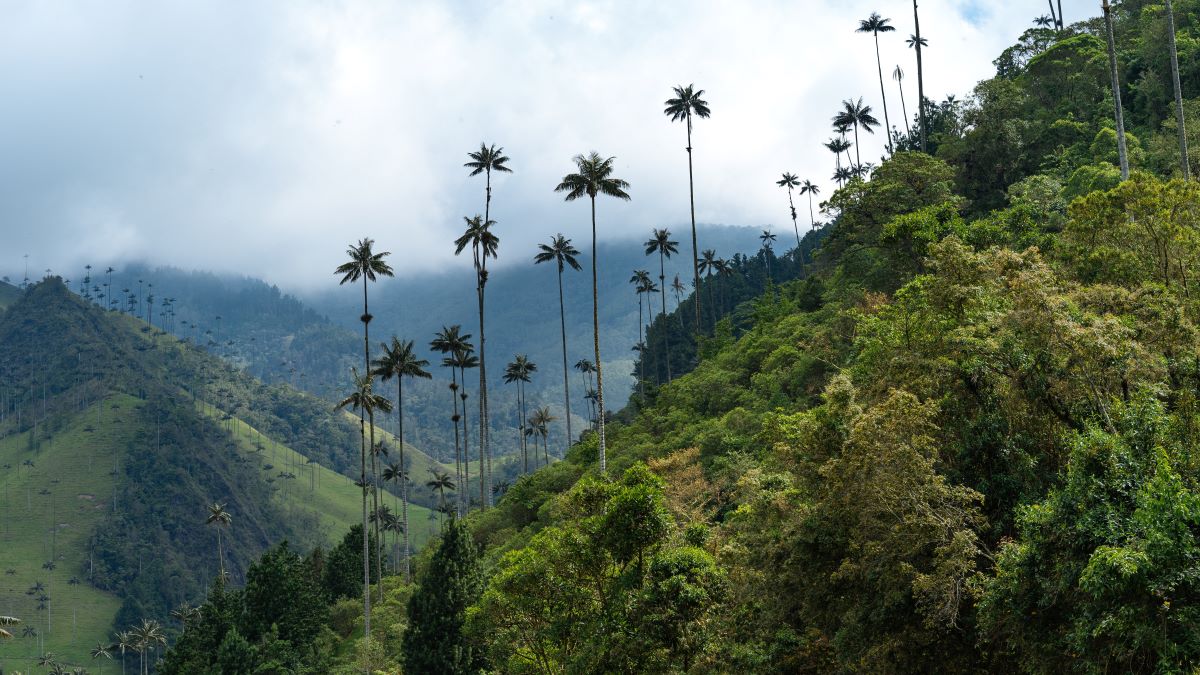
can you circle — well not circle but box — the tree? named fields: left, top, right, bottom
left=644, top=228, right=679, bottom=383
left=91, top=641, right=113, bottom=674
left=835, top=98, right=880, bottom=169
left=630, top=269, right=654, bottom=401
left=334, top=367, right=392, bottom=637
left=777, top=172, right=803, bottom=250
left=664, top=84, right=711, bottom=335
left=205, top=502, right=232, bottom=580
left=697, top=249, right=720, bottom=328
left=432, top=325, right=472, bottom=514
left=858, top=12, right=897, bottom=154
left=800, top=180, right=821, bottom=232
left=555, top=152, right=631, bottom=475
left=1166, top=0, right=1190, bottom=179
left=335, top=238, right=393, bottom=629
left=454, top=214, right=500, bottom=509
left=529, top=406, right=555, bottom=467
left=403, top=516, right=485, bottom=674
left=1102, top=0, right=1129, bottom=180
left=426, top=471, right=456, bottom=520
left=893, top=65, right=911, bottom=138
left=452, top=345, right=479, bottom=512
left=757, top=232, right=776, bottom=280
left=908, top=3, right=928, bottom=153
left=503, top=355, right=537, bottom=474
left=372, top=336, right=430, bottom=583
left=535, top=234, right=583, bottom=446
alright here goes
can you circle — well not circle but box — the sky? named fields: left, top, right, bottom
left=0, top=0, right=1095, bottom=290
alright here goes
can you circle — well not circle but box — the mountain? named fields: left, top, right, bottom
left=0, top=279, right=434, bottom=670
left=0, top=281, right=18, bottom=312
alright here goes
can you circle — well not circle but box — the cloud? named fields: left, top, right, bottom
left=0, top=0, right=1094, bottom=290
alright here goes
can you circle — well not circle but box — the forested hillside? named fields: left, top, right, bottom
left=0, top=280, right=434, bottom=671
left=156, top=2, right=1200, bottom=673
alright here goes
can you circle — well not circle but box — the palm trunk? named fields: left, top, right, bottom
left=658, top=251, right=673, bottom=383
left=914, top=1, right=927, bottom=153
left=369, top=410, right=382, bottom=602
left=1167, top=0, right=1190, bottom=179
left=853, top=123, right=862, bottom=169
left=520, top=381, right=528, bottom=474
left=897, top=75, right=911, bottom=137
left=359, top=277, right=372, bottom=638
left=637, top=293, right=645, bottom=403
left=449, top=375, right=462, bottom=517
left=787, top=188, right=801, bottom=251
left=1103, top=0, right=1130, bottom=180
left=216, top=528, right=224, bottom=578
left=807, top=192, right=816, bottom=230
left=481, top=175, right=493, bottom=510
left=397, top=378, right=411, bottom=583
left=686, top=115, right=702, bottom=336
left=1058, top=0, right=1064, bottom=29
left=557, top=266, right=574, bottom=445
left=460, top=371, right=470, bottom=514
left=874, top=33, right=893, bottom=154
left=1047, top=0, right=1058, bottom=29
left=591, top=196, right=607, bottom=474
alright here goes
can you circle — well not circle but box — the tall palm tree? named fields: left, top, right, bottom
left=858, top=13, right=897, bottom=154
left=825, top=138, right=851, bottom=173
left=92, top=641, right=113, bottom=674
left=1034, top=14, right=1055, bottom=27
left=834, top=166, right=854, bottom=187
left=454, top=345, right=479, bottom=512
left=454, top=215, right=500, bottom=508
left=1102, top=0, right=1130, bottom=180
left=426, top=470, right=455, bottom=523
left=907, top=5, right=929, bottom=153
left=335, top=238, right=393, bottom=625
left=369, top=439, right=389, bottom=590
left=204, top=503, right=231, bottom=580
left=555, top=152, right=631, bottom=475
left=335, top=367, right=392, bottom=638
left=574, top=359, right=596, bottom=426
left=503, top=355, right=537, bottom=474
left=644, top=228, right=679, bottom=383
left=777, top=172, right=802, bottom=250
left=529, top=406, right=555, bottom=467
left=1166, top=0, right=1190, bottom=179
left=372, top=337, right=430, bottom=583
left=534, top=234, right=583, bottom=446
left=664, top=84, right=711, bottom=335
left=893, top=65, right=911, bottom=138
left=431, top=326, right=470, bottom=513
left=758, top=232, right=776, bottom=280
left=800, top=180, right=821, bottom=231
left=465, top=143, right=512, bottom=226
left=834, top=121, right=856, bottom=167
left=698, top=249, right=720, bottom=327
left=380, top=462, right=407, bottom=574
left=835, top=98, right=880, bottom=169
left=630, top=269, right=653, bottom=400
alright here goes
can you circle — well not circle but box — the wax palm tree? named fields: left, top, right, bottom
left=834, top=121, right=856, bottom=167
left=574, top=359, right=596, bottom=426
left=644, top=228, right=679, bottom=383
left=825, top=138, right=850, bottom=173
left=835, top=98, right=880, bottom=169
left=1102, top=0, right=1129, bottom=180
left=799, top=180, right=820, bottom=232
left=698, top=249, right=720, bottom=326
left=381, top=461, right=408, bottom=574
left=1034, top=14, right=1054, bottom=27
left=907, top=6, right=929, bottom=153
left=431, top=326, right=470, bottom=513
left=454, top=215, right=500, bottom=508
left=530, top=406, right=555, bottom=467
left=372, top=337, right=429, bottom=582
left=92, top=641, right=113, bottom=674
left=671, top=275, right=687, bottom=331
left=453, top=345, right=479, bottom=512
left=335, top=367, right=392, bottom=637
left=426, top=471, right=455, bottom=523
left=1166, top=0, right=1190, bottom=179
left=534, top=234, right=583, bottom=446
left=132, top=619, right=165, bottom=675
left=758, top=232, right=776, bottom=280
left=503, top=355, right=537, bottom=474
left=630, top=269, right=653, bottom=400
left=368, top=439, right=389, bottom=588
left=205, top=503, right=231, bottom=580
left=335, top=238, right=392, bottom=627
left=555, top=152, right=631, bottom=474
left=715, top=258, right=735, bottom=314
left=465, top=143, right=512, bottom=225
left=858, top=13, right=896, bottom=154
left=777, top=172, right=802, bottom=250
left=664, top=84, right=711, bottom=335
left=893, top=66, right=911, bottom=138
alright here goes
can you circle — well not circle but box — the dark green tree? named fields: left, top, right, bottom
left=403, top=516, right=486, bottom=674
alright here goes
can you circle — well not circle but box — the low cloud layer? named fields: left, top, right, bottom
left=0, top=0, right=1092, bottom=289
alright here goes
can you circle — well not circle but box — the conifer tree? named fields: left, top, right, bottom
left=403, top=516, right=485, bottom=674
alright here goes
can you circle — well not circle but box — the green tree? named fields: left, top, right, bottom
left=777, top=172, right=803, bottom=251
left=554, top=152, right=631, bottom=475
left=644, top=228, right=679, bottom=383
left=403, top=516, right=485, bottom=674
left=205, top=502, right=231, bottom=580
left=664, top=84, right=712, bottom=335
left=503, top=355, right=537, bottom=474
left=835, top=98, right=881, bottom=169
left=535, top=234, right=583, bottom=445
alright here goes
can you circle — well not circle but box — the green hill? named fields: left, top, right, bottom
left=0, top=280, right=434, bottom=670
left=0, top=281, right=19, bottom=312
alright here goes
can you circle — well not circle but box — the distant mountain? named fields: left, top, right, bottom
left=0, top=279, right=435, bottom=669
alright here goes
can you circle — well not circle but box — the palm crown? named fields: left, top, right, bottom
left=534, top=234, right=583, bottom=272
left=503, top=355, right=537, bottom=383
left=373, top=337, right=432, bottom=384
left=800, top=180, right=820, bottom=196
left=431, top=325, right=471, bottom=359
left=663, top=84, right=712, bottom=123
left=777, top=172, right=800, bottom=190
left=644, top=228, right=678, bottom=258
left=464, top=143, right=512, bottom=177
left=336, top=368, right=393, bottom=417
left=836, top=98, right=880, bottom=134
left=555, top=152, right=631, bottom=202
left=857, top=12, right=895, bottom=36
left=335, top=238, right=394, bottom=286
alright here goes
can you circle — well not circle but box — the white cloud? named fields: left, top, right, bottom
left=0, top=0, right=1095, bottom=289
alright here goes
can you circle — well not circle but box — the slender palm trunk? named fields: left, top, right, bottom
left=897, top=76, right=911, bottom=137
left=481, top=174, right=493, bottom=510
left=460, top=371, right=470, bottom=514
left=216, top=528, right=224, bottom=578
left=686, top=116, right=702, bottom=335
left=1047, top=0, right=1058, bottom=28
left=807, top=192, right=816, bottom=230
left=637, top=292, right=645, bottom=402
left=590, top=197, right=607, bottom=474
left=787, top=188, right=800, bottom=250
left=449, top=375, right=462, bottom=516
left=556, top=266, right=574, bottom=445
left=1103, top=0, right=1130, bottom=180
left=397, top=378, right=410, bottom=583
left=853, top=123, right=862, bottom=169
left=519, top=380, right=528, bottom=474
left=874, top=32, right=893, bottom=154
left=358, top=278, right=372, bottom=638
left=914, top=1, right=927, bottom=152
left=369, top=410, right=382, bottom=601
left=1058, top=0, right=1064, bottom=29
left=1167, top=0, right=1190, bottom=179
left=657, top=251, right=673, bottom=383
